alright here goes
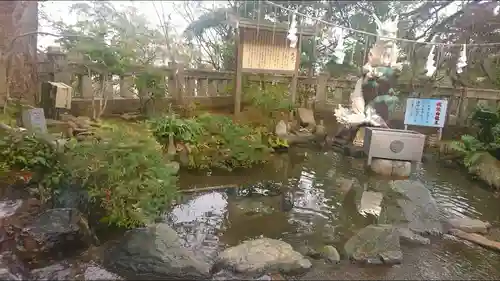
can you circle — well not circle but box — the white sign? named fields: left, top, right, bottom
left=404, top=98, right=448, bottom=128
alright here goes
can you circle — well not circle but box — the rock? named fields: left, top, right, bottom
left=31, top=261, right=123, bottom=280
left=370, top=159, right=411, bottom=177
left=212, top=270, right=285, bottom=281
left=17, top=208, right=92, bottom=260
left=358, top=191, right=383, bottom=217
left=215, top=238, right=312, bottom=275
left=75, top=116, right=92, bottom=129
left=296, top=245, right=320, bottom=259
left=53, top=184, right=91, bottom=214
left=344, top=144, right=364, bottom=158
left=281, top=132, right=316, bottom=145
left=380, top=180, right=444, bottom=235
left=103, top=223, right=210, bottom=280
left=297, top=108, right=316, bottom=127
left=228, top=198, right=276, bottom=217
left=446, top=217, right=491, bottom=234
left=0, top=252, right=30, bottom=280
left=321, top=224, right=337, bottom=245
left=275, top=120, right=288, bottom=137
left=344, top=224, right=402, bottom=265
left=469, top=153, right=500, bottom=189
left=279, top=192, right=294, bottom=212
left=336, top=178, right=354, bottom=194
left=0, top=199, right=23, bottom=219
left=319, top=245, right=340, bottom=264
left=82, top=262, right=123, bottom=280
left=449, top=228, right=500, bottom=252
left=314, top=120, right=326, bottom=137
left=166, top=161, right=180, bottom=174
left=397, top=228, right=430, bottom=245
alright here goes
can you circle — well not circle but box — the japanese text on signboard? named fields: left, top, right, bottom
left=404, top=98, right=448, bottom=128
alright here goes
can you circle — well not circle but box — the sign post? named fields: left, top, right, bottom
left=404, top=98, right=448, bottom=141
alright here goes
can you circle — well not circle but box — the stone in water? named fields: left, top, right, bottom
left=358, top=191, right=383, bottom=217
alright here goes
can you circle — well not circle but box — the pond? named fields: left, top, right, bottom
left=170, top=147, right=500, bottom=280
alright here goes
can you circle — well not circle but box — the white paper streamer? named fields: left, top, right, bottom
left=333, top=28, right=345, bottom=64
left=456, top=44, right=467, bottom=74
left=287, top=13, right=298, bottom=48
left=494, top=5, right=500, bottom=16
left=425, top=45, right=436, bottom=77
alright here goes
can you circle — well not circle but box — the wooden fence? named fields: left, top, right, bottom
left=37, top=47, right=500, bottom=126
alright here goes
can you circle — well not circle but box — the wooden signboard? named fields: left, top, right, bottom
left=241, top=28, right=297, bottom=72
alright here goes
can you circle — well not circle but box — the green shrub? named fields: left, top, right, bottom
left=0, top=129, right=178, bottom=228
left=65, top=130, right=178, bottom=228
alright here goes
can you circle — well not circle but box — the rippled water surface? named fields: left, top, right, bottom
left=170, top=148, right=500, bottom=280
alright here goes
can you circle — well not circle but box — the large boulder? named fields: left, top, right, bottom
left=379, top=180, right=444, bottom=235
left=16, top=208, right=93, bottom=260
left=370, top=159, right=411, bottom=177
left=344, top=224, right=402, bottom=265
left=103, top=223, right=211, bottom=280
left=469, top=153, right=500, bottom=189
left=30, top=261, right=123, bottom=280
left=214, top=238, right=311, bottom=276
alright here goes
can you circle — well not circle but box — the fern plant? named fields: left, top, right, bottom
left=450, top=134, right=487, bottom=168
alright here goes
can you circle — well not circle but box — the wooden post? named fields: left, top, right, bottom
left=458, top=87, right=469, bottom=126
left=289, top=37, right=302, bottom=113
left=234, top=28, right=244, bottom=116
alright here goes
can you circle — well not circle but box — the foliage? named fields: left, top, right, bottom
left=450, top=135, right=488, bottom=168
left=0, top=133, right=66, bottom=203
left=470, top=105, right=500, bottom=145
left=244, top=82, right=294, bottom=115
left=0, top=127, right=178, bottom=228
left=451, top=105, right=500, bottom=168
left=65, top=129, right=178, bottom=228
left=149, top=114, right=204, bottom=144
left=150, top=113, right=272, bottom=170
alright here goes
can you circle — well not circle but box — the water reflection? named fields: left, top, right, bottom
left=169, top=148, right=500, bottom=279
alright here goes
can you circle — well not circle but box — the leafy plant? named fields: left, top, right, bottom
left=150, top=113, right=273, bottom=171
left=470, top=105, right=500, bottom=144
left=244, top=82, right=294, bottom=115
left=149, top=114, right=204, bottom=145
left=0, top=127, right=178, bottom=228
left=0, top=133, right=66, bottom=203
left=450, top=134, right=487, bottom=168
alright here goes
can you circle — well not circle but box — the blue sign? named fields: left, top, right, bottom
left=404, top=98, right=448, bottom=128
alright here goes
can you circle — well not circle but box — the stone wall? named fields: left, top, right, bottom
left=0, top=1, right=38, bottom=107
left=70, top=96, right=235, bottom=117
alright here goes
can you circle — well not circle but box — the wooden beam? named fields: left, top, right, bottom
left=234, top=27, right=244, bottom=115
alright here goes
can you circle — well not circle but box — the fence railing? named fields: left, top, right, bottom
left=37, top=47, right=500, bottom=126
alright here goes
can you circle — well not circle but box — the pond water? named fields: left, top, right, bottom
left=170, top=147, right=500, bottom=280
